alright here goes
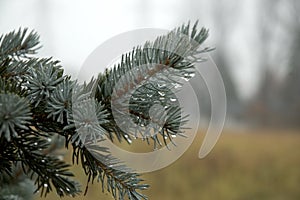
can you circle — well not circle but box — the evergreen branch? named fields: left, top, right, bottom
left=46, top=78, right=74, bottom=125
left=0, top=28, right=40, bottom=59
left=13, top=130, right=81, bottom=197
left=65, top=97, right=109, bottom=146
left=96, top=21, right=210, bottom=146
left=0, top=137, right=17, bottom=177
left=60, top=81, right=149, bottom=199
left=73, top=144, right=148, bottom=200
left=1, top=58, right=52, bottom=81
left=0, top=22, right=212, bottom=200
left=0, top=94, right=32, bottom=141
left=0, top=166, right=35, bottom=200
left=0, top=77, right=26, bottom=98
left=25, top=58, right=65, bottom=107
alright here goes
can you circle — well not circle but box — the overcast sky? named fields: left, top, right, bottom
left=0, top=0, right=266, bottom=99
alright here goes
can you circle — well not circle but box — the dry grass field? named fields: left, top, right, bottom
left=36, top=129, right=300, bottom=200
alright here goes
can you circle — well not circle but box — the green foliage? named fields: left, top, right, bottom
left=0, top=21, right=211, bottom=200
left=97, top=21, right=212, bottom=147
left=25, top=58, right=64, bottom=107
left=0, top=94, right=32, bottom=141
left=0, top=28, right=40, bottom=58
left=0, top=173, right=35, bottom=200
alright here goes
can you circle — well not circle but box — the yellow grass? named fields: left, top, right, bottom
left=36, top=129, right=300, bottom=200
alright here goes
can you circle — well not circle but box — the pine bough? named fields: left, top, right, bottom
left=0, top=22, right=211, bottom=200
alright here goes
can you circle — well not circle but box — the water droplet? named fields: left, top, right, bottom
left=66, top=187, right=70, bottom=192
left=34, top=142, right=38, bottom=145
left=41, top=159, right=45, bottom=163
left=44, top=183, right=48, bottom=188
left=173, top=83, right=182, bottom=89
left=47, top=138, right=52, bottom=142
left=171, top=135, right=177, bottom=138
left=158, top=83, right=166, bottom=88
left=158, top=91, right=165, bottom=96
left=124, top=135, right=129, bottom=138
left=170, top=98, right=177, bottom=102
left=181, top=77, right=190, bottom=81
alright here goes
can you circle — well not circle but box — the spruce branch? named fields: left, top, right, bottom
left=0, top=94, right=32, bottom=141
left=96, top=21, right=211, bottom=147
left=14, top=131, right=81, bottom=197
left=0, top=28, right=81, bottom=198
left=46, top=78, right=75, bottom=125
left=0, top=21, right=211, bottom=200
left=25, top=58, right=65, bottom=107
left=62, top=80, right=149, bottom=199
left=65, top=97, right=109, bottom=146
left=0, top=28, right=40, bottom=58
left=72, top=144, right=149, bottom=200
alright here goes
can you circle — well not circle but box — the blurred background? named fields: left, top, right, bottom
left=1, top=0, right=299, bottom=199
